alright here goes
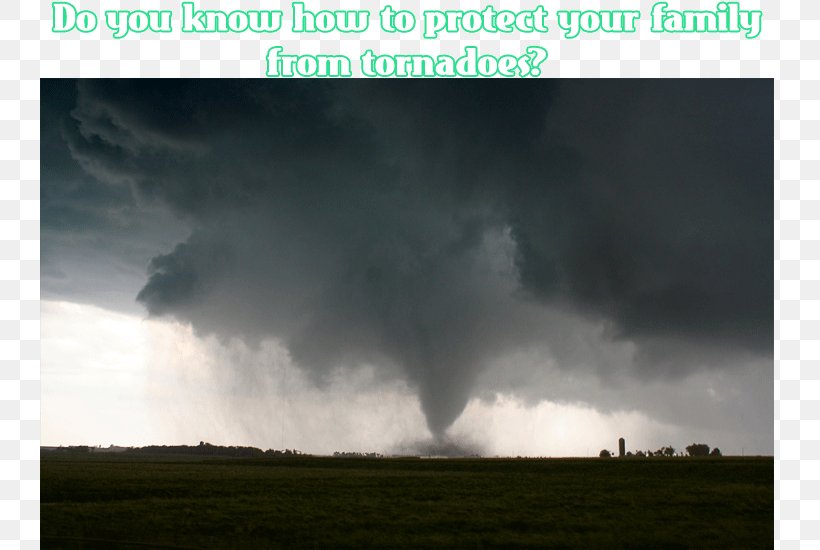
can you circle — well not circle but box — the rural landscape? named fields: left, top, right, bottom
left=42, top=80, right=772, bottom=548
left=42, top=444, right=772, bottom=549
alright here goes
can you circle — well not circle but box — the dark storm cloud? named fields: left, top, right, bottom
left=507, top=80, right=772, bottom=363
left=40, top=79, right=188, bottom=313
left=41, top=79, right=772, bottom=437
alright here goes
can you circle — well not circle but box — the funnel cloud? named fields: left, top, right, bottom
left=42, top=79, right=772, bottom=445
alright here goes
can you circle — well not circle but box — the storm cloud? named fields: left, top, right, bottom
left=42, top=79, right=772, bottom=440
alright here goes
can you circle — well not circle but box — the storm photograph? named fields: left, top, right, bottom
left=40, top=79, right=773, bottom=548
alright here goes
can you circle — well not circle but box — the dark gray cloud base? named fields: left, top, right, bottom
left=42, top=79, right=772, bottom=438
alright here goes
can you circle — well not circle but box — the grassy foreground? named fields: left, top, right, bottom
left=42, top=454, right=772, bottom=549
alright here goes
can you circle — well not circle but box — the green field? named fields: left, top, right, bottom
left=42, top=454, right=773, bottom=549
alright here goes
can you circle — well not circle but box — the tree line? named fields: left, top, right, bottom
left=599, top=443, right=722, bottom=458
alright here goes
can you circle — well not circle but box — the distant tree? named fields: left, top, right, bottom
left=626, top=451, right=633, bottom=457
left=686, top=443, right=711, bottom=456
left=710, top=448, right=722, bottom=456
left=663, top=446, right=675, bottom=457
left=635, top=450, right=645, bottom=457
left=599, top=449, right=612, bottom=458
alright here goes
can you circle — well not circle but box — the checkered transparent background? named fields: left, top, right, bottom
left=0, top=0, right=810, bottom=546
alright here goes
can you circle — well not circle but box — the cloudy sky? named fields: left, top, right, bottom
left=41, top=79, right=772, bottom=456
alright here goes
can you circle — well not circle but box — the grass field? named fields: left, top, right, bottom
left=41, top=454, right=773, bottom=549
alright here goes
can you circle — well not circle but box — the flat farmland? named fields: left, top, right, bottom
left=41, top=454, right=773, bottom=549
